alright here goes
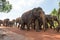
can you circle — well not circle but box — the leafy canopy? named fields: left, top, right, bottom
left=0, top=0, right=12, bottom=13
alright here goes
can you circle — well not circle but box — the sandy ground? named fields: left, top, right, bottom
left=0, top=26, right=60, bottom=40
left=0, top=26, right=32, bottom=40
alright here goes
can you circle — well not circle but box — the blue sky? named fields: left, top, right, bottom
left=0, top=0, right=60, bottom=20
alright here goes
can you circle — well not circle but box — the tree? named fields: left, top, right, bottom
left=58, top=8, right=60, bottom=20
left=57, top=2, right=60, bottom=20
left=50, top=8, right=58, bottom=27
left=0, top=0, right=12, bottom=13
left=3, top=1, right=12, bottom=13
left=50, top=8, right=57, bottom=16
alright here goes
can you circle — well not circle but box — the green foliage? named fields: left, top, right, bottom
left=58, top=8, right=60, bottom=20
left=50, top=9, right=59, bottom=27
left=50, top=2, right=60, bottom=27
left=50, top=8, right=57, bottom=16
left=0, top=0, right=12, bottom=13
left=2, top=0, right=6, bottom=2
left=54, top=21, right=58, bottom=28
left=57, top=2, right=60, bottom=20
left=3, top=1, right=12, bottom=13
left=50, top=2, right=60, bottom=18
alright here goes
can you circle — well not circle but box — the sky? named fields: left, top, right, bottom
left=0, top=0, right=60, bottom=20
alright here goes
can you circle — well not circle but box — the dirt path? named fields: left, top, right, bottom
left=0, top=26, right=60, bottom=40
left=0, top=26, right=33, bottom=40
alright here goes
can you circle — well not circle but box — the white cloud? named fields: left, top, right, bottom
left=0, top=0, right=45, bottom=20
left=8, top=0, right=44, bottom=9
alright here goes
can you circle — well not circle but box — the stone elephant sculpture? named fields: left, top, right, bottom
left=20, top=7, right=46, bottom=31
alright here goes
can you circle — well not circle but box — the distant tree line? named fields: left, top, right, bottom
left=50, top=2, right=60, bottom=20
